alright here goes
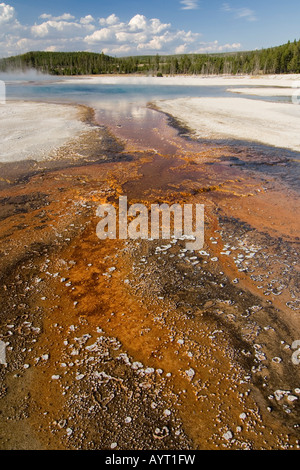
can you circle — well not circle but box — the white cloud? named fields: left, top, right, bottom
left=150, top=18, right=170, bottom=34
left=128, top=14, right=148, bottom=31
left=85, top=27, right=115, bottom=43
left=222, top=3, right=257, bottom=22
left=138, top=37, right=163, bottom=51
left=235, top=8, right=257, bottom=21
left=44, top=45, right=58, bottom=52
left=31, top=20, right=85, bottom=39
left=39, top=13, right=75, bottom=21
left=85, top=14, right=189, bottom=54
left=175, top=44, right=187, bottom=54
left=80, top=15, right=95, bottom=25
left=194, top=40, right=242, bottom=53
left=0, top=2, right=14, bottom=24
left=0, top=2, right=25, bottom=56
left=180, top=1, right=200, bottom=10
left=99, top=14, right=119, bottom=26
left=102, top=44, right=132, bottom=56
left=0, top=3, right=243, bottom=58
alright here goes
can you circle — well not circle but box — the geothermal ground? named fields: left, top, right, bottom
left=0, top=101, right=299, bottom=450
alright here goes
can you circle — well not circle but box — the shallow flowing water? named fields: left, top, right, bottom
left=0, top=76, right=299, bottom=450
left=4, top=77, right=292, bottom=153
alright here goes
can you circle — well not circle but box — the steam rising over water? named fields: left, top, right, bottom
left=0, top=69, right=54, bottom=84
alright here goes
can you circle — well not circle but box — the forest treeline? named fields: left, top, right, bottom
left=0, top=39, right=300, bottom=76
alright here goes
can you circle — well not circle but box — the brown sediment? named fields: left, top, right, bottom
left=0, top=105, right=299, bottom=450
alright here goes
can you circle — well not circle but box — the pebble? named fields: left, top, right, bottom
left=76, top=374, right=85, bottom=380
left=272, top=357, right=282, bottom=363
left=185, top=368, right=195, bottom=379
left=131, top=361, right=143, bottom=370
left=287, top=395, right=298, bottom=402
left=223, top=431, right=233, bottom=441
left=274, top=390, right=289, bottom=401
left=199, top=251, right=209, bottom=256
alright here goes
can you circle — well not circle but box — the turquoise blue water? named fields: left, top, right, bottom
left=5, top=77, right=290, bottom=151
left=6, top=80, right=229, bottom=103
left=5, top=79, right=234, bottom=151
left=2, top=76, right=299, bottom=187
left=6, top=80, right=290, bottom=112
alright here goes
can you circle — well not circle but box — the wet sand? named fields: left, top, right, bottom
left=0, top=101, right=299, bottom=450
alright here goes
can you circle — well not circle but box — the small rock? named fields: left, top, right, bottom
left=223, top=431, right=233, bottom=441
left=185, top=368, right=195, bottom=380
left=287, top=395, right=298, bottom=402
left=272, top=357, right=282, bottom=363
left=274, top=390, right=289, bottom=401
left=76, top=374, right=85, bottom=380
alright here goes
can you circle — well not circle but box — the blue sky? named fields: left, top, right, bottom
left=0, top=1, right=299, bottom=57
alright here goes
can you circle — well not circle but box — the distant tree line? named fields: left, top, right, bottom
left=0, top=40, right=300, bottom=76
